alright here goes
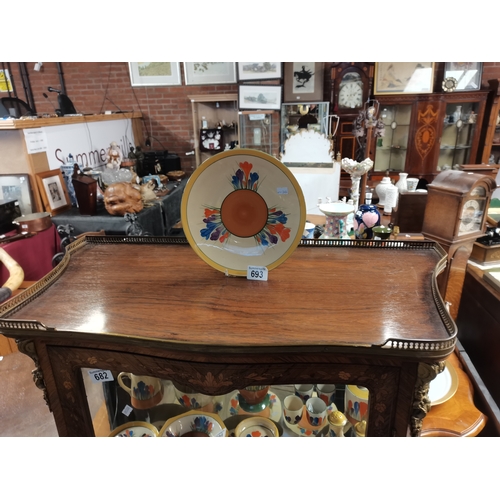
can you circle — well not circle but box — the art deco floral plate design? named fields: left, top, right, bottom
left=108, top=421, right=159, bottom=437
left=181, top=149, right=306, bottom=276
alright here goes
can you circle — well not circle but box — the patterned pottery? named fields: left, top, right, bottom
left=181, top=149, right=306, bottom=276
left=345, top=385, right=369, bottom=427
left=160, top=410, right=227, bottom=437
left=318, top=202, right=354, bottom=239
left=172, top=382, right=213, bottom=410
left=354, top=202, right=381, bottom=239
left=234, top=416, right=279, bottom=437
left=109, top=421, right=158, bottom=437
left=238, top=385, right=270, bottom=405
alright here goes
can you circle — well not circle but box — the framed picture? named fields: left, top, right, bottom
left=374, top=62, right=435, bottom=95
left=36, top=170, right=71, bottom=215
left=237, top=62, right=282, bottom=81
left=444, top=62, right=483, bottom=91
left=184, top=62, right=237, bottom=85
left=238, top=85, right=282, bottom=111
left=128, top=62, right=182, bottom=87
left=0, top=174, right=34, bottom=215
left=283, top=62, right=324, bottom=102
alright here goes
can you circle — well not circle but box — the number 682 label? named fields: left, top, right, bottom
left=247, top=266, right=268, bottom=281
left=88, top=369, right=114, bottom=383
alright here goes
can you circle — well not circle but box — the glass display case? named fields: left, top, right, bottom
left=373, top=104, right=412, bottom=172
left=81, top=368, right=368, bottom=438
left=238, top=110, right=279, bottom=156
left=280, top=102, right=330, bottom=154
left=438, top=101, right=480, bottom=170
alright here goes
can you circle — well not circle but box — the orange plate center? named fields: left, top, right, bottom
left=220, top=189, right=268, bottom=238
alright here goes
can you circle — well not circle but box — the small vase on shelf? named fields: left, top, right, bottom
left=453, top=106, right=462, bottom=124
left=395, top=172, right=408, bottom=194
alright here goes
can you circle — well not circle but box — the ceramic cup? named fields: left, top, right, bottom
left=303, top=222, right=315, bottom=239
left=173, top=382, right=213, bottom=410
left=305, top=397, right=327, bottom=427
left=316, top=384, right=336, bottom=406
left=294, top=384, right=314, bottom=403
left=406, top=178, right=419, bottom=192
left=117, top=372, right=164, bottom=410
left=372, top=226, right=392, bottom=240
left=283, top=394, right=304, bottom=425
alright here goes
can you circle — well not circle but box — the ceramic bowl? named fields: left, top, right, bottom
left=234, top=416, right=279, bottom=437
left=172, top=381, right=213, bottom=410
left=224, top=415, right=283, bottom=437
left=159, top=410, right=227, bottom=437
left=238, top=385, right=270, bottom=405
left=318, top=202, right=354, bottom=217
left=372, top=226, right=392, bottom=240
left=109, top=421, right=158, bottom=437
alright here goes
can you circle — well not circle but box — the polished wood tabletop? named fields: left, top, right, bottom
left=1, top=236, right=454, bottom=357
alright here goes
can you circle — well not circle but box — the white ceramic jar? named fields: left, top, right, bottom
left=375, top=177, right=392, bottom=207
left=383, top=183, right=399, bottom=215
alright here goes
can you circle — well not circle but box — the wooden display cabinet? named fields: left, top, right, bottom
left=238, top=110, right=279, bottom=156
left=188, top=94, right=238, bottom=168
left=0, top=236, right=457, bottom=437
left=371, top=91, right=488, bottom=183
left=478, top=79, right=500, bottom=165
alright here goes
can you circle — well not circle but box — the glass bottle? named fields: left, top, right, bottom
left=354, top=192, right=381, bottom=240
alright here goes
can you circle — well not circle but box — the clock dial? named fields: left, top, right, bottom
left=458, top=199, right=485, bottom=235
left=339, top=81, right=363, bottom=109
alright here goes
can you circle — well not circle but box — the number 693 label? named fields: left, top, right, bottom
left=88, top=369, right=114, bottom=383
left=247, top=266, right=268, bottom=281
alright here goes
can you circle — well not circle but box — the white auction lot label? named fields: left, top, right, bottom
left=247, top=266, right=268, bottom=281
left=88, top=369, right=114, bottom=383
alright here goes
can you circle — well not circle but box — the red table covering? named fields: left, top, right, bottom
left=0, top=224, right=62, bottom=285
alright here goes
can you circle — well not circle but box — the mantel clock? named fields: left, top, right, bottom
left=422, top=169, right=497, bottom=318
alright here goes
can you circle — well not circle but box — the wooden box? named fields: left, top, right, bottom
left=72, top=174, right=97, bottom=216
left=390, top=192, right=428, bottom=233
left=470, top=241, right=500, bottom=265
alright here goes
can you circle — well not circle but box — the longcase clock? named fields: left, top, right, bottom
left=331, top=62, right=374, bottom=161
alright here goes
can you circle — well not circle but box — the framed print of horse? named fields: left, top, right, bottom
left=284, top=62, right=324, bottom=102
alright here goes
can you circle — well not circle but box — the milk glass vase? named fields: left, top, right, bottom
left=395, top=172, right=408, bottom=193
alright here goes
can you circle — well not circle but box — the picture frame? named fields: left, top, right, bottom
left=238, top=85, right=282, bottom=111
left=183, top=62, right=237, bottom=85
left=36, top=170, right=71, bottom=216
left=128, top=62, right=182, bottom=87
left=237, top=62, right=282, bottom=81
left=374, top=62, right=435, bottom=95
left=444, top=62, right=483, bottom=91
left=0, top=174, right=34, bottom=215
left=283, top=62, right=324, bottom=103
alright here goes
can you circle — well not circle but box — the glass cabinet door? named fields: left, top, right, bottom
left=81, top=367, right=368, bottom=437
left=280, top=102, right=330, bottom=154
left=374, top=104, right=412, bottom=172
left=438, top=101, right=479, bottom=169
left=238, top=111, right=278, bottom=155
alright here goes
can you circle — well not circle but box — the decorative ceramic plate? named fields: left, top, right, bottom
left=428, top=361, right=459, bottom=406
left=220, top=390, right=282, bottom=423
left=224, top=415, right=283, bottom=437
left=234, top=416, right=279, bottom=437
left=181, top=149, right=306, bottom=276
left=108, top=421, right=158, bottom=437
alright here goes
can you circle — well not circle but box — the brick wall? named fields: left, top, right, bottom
left=4, top=62, right=500, bottom=170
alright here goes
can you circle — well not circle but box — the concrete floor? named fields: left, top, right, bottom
left=0, top=351, right=58, bottom=437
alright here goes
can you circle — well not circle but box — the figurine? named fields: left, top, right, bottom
left=106, top=141, right=123, bottom=170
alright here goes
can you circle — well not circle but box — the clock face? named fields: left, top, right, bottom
left=458, top=199, right=485, bottom=235
left=338, top=73, right=364, bottom=109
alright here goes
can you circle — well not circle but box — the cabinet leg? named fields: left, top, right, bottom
left=410, top=361, right=445, bottom=436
